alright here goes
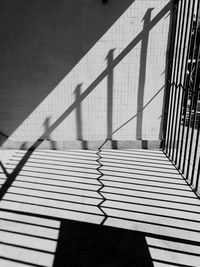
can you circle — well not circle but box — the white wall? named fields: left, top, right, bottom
left=0, top=0, right=172, bottom=148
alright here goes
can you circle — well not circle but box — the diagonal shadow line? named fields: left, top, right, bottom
left=0, top=256, right=48, bottom=267
left=6, top=180, right=99, bottom=193
left=1, top=165, right=183, bottom=183
left=31, top=150, right=97, bottom=155
left=0, top=216, right=59, bottom=230
left=6, top=161, right=99, bottom=175
left=0, top=178, right=192, bottom=200
left=5, top=196, right=200, bottom=236
left=10, top=177, right=100, bottom=189
left=15, top=148, right=168, bottom=161
left=6, top=159, right=178, bottom=178
left=13, top=152, right=169, bottom=165
left=100, top=178, right=190, bottom=192
left=6, top=191, right=100, bottom=206
left=4, top=192, right=101, bottom=209
left=1, top=171, right=99, bottom=182
left=4, top=188, right=200, bottom=210
left=0, top=2, right=172, bottom=201
left=150, top=259, right=197, bottom=267
left=0, top=242, right=55, bottom=257
left=0, top=161, right=9, bottom=178
left=15, top=151, right=97, bottom=161
left=5, top=183, right=101, bottom=195
left=1, top=208, right=200, bottom=257
left=99, top=159, right=179, bottom=172
left=6, top=176, right=100, bottom=189
left=100, top=151, right=169, bottom=160
left=1, top=211, right=200, bottom=266
left=10, top=157, right=99, bottom=168
left=1, top=234, right=199, bottom=265
left=2, top=199, right=200, bottom=233
left=101, top=186, right=197, bottom=200
left=100, top=194, right=200, bottom=213
left=0, top=228, right=57, bottom=242
left=33, top=2, right=170, bottom=145
left=6, top=189, right=200, bottom=216
left=2, top=195, right=200, bottom=232
left=100, top=159, right=179, bottom=171
left=101, top=166, right=182, bottom=177
left=112, top=87, right=164, bottom=135
left=99, top=181, right=192, bottom=195
left=101, top=212, right=200, bottom=235
left=101, top=156, right=174, bottom=166
left=15, top=173, right=100, bottom=185
left=147, top=244, right=200, bottom=257
left=4, top=165, right=99, bottom=178
left=155, top=260, right=200, bottom=267
left=101, top=165, right=183, bottom=176
left=7, top=185, right=101, bottom=200
left=100, top=175, right=188, bottom=186
left=101, top=204, right=200, bottom=226
left=1, top=168, right=184, bottom=186
left=34, top=3, right=170, bottom=145
left=102, top=150, right=167, bottom=158
left=1, top=170, right=100, bottom=183
left=7, top=159, right=99, bottom=171
left=2, top=199, right=104, bottom=217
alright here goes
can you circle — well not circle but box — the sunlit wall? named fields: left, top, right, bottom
left=0, top=0, right=172, bottom=148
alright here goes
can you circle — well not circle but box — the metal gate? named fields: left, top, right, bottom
left=163, top=0, right=200, bottom=195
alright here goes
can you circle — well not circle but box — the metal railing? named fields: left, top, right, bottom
left=163, top=0, right=200, bottom=195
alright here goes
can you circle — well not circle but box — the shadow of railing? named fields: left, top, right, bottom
left=0, top=149, right=200, bottom=266
left=0, top=2, right=172, bottom=202
left=136, top=8, right=153, bottom=140
left=37, top=3, right=171, bottom=145
left=1, top=3, right=195, bottom=266
left=0, top=0, right=136, bottom=143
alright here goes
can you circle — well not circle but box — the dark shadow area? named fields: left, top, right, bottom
left=53, top=219, right=153, bottom=267
left=0, top=0, right=134, bottom=142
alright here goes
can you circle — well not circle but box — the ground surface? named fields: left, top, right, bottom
left=0, top=149, right=200, bottom=267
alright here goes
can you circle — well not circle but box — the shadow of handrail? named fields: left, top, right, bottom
left=1, top=149, right=200, bottom=266
left=0, top=2, right=172, bottom=201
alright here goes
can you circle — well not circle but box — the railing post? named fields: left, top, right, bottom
left=163, top=0, right=200, bottom=196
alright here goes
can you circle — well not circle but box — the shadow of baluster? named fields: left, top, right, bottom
left=106, top=49, right=115, bottom=141
left=74, top=84, right=88, bottom=149
left=136, top=8, right=154, bottom=140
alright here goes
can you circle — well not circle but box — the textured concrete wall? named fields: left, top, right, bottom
left=0, top=0, right=172, bottom=149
